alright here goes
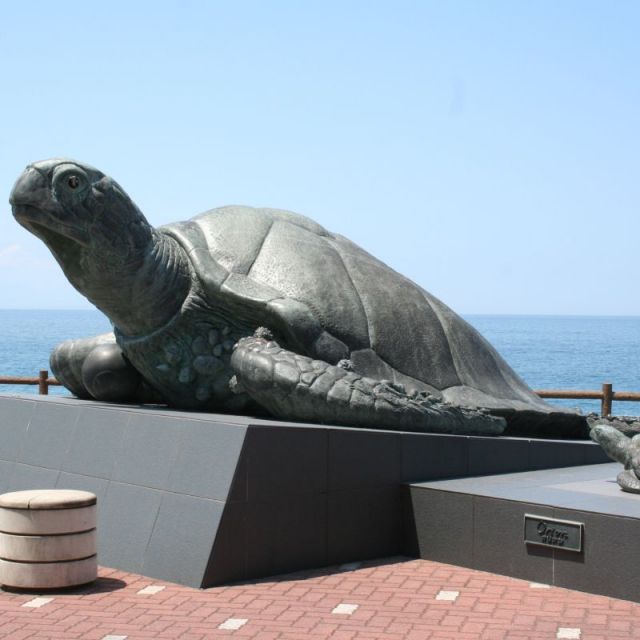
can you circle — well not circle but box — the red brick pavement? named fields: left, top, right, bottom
left=0, top=557, right=638, bottom=640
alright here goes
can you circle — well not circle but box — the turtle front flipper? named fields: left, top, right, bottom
left=230, top=334, right=505, bottom=435
left=51, top=333, right=161, bottom=403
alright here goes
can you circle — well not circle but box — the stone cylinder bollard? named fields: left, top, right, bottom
left=0, top=490, right=97, bottom=589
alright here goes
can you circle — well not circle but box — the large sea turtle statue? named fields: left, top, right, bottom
left=10, top=158, right=584, bottom=437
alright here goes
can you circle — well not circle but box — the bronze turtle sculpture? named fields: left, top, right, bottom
left=9, top=158, right=584, bottom=436
left=591, top=424, right=640, bottom=493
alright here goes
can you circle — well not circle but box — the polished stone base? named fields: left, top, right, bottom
left=0, top=394, right=608, bottom=588
left=406, top=463, right=640, bottom=602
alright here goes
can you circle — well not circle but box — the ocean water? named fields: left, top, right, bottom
left=468, top=315, right=640, bottom=416
left=0, top=309, right=111, bottom=393
left=0, top=309, right=639, bottom=417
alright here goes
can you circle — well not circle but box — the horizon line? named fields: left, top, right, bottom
left=1, top=308, right=640, bottom=319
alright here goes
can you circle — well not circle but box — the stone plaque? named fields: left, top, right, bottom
left=524, top=514, right=583, bottom=552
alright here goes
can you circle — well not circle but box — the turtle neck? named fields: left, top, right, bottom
left=78, top=230, right=192, bottom=337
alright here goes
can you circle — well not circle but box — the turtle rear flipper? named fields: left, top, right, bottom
left=50, top=333, right=117, bottom=399
left=51, top=334, right=162, bottom=404
left=230, top=334, right=505, bottom=436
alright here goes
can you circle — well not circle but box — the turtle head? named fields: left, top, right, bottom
left=10, top=158, right=153, bottom=284
left=590, top=424, right=632, bottom=467
left=9, top=158, right=189, bottom=336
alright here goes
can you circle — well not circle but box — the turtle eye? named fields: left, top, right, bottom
left=52, top=164, right=89, bottom=199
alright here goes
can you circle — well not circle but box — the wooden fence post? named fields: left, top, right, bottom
left=601, top=382, right=613, bottom=418
left=38, top=370, right=49, bottom=395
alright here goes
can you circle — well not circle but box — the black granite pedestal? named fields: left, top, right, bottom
left=406, top=463, right=640, bottom=602
left=0, top=394, right=608, bottom=588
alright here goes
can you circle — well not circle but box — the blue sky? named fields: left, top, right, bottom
left=1, top=1, right=638, bottom=314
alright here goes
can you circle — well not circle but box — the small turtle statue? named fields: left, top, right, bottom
left=590, top=424, right=640, bottom=493
left=10, top=158, right=584, bottom=437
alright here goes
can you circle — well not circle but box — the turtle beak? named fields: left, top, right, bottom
left=10, top=163, right=90, bottom=249
left=9, top=166, right=51, bottom=213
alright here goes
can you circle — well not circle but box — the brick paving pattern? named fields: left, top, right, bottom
left=0, top=557, right=638, bottom=639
